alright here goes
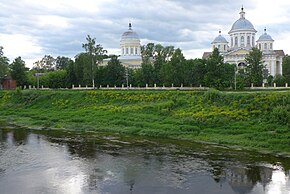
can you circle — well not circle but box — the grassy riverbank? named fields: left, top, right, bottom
left=0, top=89, right=289, bottom=154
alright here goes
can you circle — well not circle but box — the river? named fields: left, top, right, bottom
left=0, top=127, right=289, bottom=194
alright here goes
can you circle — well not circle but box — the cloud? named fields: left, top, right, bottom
left=1, top=0, right=290, bottom=68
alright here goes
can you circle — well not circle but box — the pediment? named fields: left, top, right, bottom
left=225, top=48, right=250, bottom=56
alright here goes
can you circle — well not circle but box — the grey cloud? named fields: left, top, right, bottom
left=1, top=0, right=289, bottom=63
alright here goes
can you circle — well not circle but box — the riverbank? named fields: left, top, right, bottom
left=0, top=89, right=289, bottom=154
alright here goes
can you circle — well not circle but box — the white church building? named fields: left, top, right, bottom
left=203, top=7, right=284, bottom=77
left=101, top=23, right=142, bottom=68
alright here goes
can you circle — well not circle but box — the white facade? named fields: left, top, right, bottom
left=101, top=23, right=142, bottom=69
left=118, top=23, right=142, bottom=69
left=208, top=7, right=284, bottom=77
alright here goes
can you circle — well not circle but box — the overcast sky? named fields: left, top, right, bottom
left=1, top=0, right=290, bottom=68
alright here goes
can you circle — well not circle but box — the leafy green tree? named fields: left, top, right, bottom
left=104, top=56, right=125, bottom=86
left=82, top=35, right=107, bottom=88
left=245, top=48, right=264, bottom=86
left=74, top=52, right=90, bottom=85
left=41, top=70, right=67, bottom=88
left=282, top=55, right=290, bottom=84
left=9, top=57, right=28, bottom=87
left=0, top=46, right=9, bottom=79
left=170, top=48, right=186, bottom=85
left=55, top=56, right=73, bottom=70
left=183, top=59, right=206, bottom=86
left=65, top=60, right=77, bottom=88
left=140, top=60, right=154, bottom=86
left=204, top=48, right=224, bottom=89
left=141, top=43, right=175, bottom=85
left=33, top=55, right=56, bottom=71
left=273, top=75, right=286, bottom=86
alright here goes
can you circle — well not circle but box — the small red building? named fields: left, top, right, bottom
left=1, top=76, right=16, bottom=90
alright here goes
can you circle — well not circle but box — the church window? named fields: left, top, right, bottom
left=247, top=36, right=250, bottom=46
left=259, top=44, right=261, bottom=50
left=135, top=47, right=138, bottom=55
left=122, top=48, right=124, bottom=55
left=235, top=37, right=238, bottom=46
left=264, top=43, right=267, bottom=50
left=224, top=45, right=226, bottom=50
left=231, top=37, right=233, bottom=47
left=126, top=48, right=129, bottom=54
left=241, top=36, right=244, bottom=46
left=130, top=48, right=134, bottom=55
left=270, top=43, right=273, bottom=50
left=218, top=45, right=220, bottom=49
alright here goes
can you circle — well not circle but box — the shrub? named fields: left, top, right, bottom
left=269, top=105, right=290, bottom=125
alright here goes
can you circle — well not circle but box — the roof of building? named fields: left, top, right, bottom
left=121, top=23, right=140, bottom=41
left=274, top=50, right=285, bottom=57
left=229, top=7, right=257, bottom=33
left=202, top=52, right=212, bottom=59
left=257, top=28, right=274, bottom=42
left=212, top=31, right=228, bottom=44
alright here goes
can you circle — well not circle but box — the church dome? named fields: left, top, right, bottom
left=212, top=31, right=228, bottom=44
left=257, top=28, right=274, bottom=42
left=121, top=23, right=140, bottom=40
left=229, top=8, right=257, bottom=33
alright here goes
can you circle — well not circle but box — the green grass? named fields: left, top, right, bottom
left=0, top=89, right=289, bottom=154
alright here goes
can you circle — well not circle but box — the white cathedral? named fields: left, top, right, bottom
left=101, top=23, right=142, bottom=68
left=203, top=7, right=284, bottom=77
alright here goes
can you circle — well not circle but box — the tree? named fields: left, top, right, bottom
left=104, top=56, right=125, bottom=86
left=204, top=48, right=224, bottom=89
left=169, top=48, right=185, bottom=85
left=9, top=57, right=28, bottom=87
left=282, top=55, right=290, bottom=84
left=82, top=35, right=107, bottom=88
left=65, top=60, right=77, bottom=88
left=245, top=48, right=264, bottom=86
left=74, top=52, right=90, bottom=85
left=33, top=55, right=56, bottom=71
left=0, top=46, right=9, bottom=79
left=140, top=60, right=154, bottom=86
left=55, top=56, right=72, bottom=70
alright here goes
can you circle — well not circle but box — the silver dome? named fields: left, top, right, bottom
left=229, top=8, right=257, bottom=33
left=257, top=29, right=274, bottom=42
left=121, top=23, right=139, bottom=40
left=212, top=34, right=228, bottom=44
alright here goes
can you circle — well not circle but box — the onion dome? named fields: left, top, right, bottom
left=257, top=28, right=274, bottom=42
left=229, top=7, right=257, bottom=33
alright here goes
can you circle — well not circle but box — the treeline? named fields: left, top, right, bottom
left=1, top=35, right=290, bottom=90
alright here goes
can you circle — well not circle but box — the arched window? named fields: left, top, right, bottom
left=135, top=47, right=138, bottom=55
left=126, top=48, right=129, bottom=54
left=241, top=36, right=244, bottom=46
left=224, top=45, right=226, bottom=50
left=231, top=37, right=233, bottom=47
left=259, top=44, right=261, bottom=50
left=264, top=43, right=267, bottom=50
left=270, top=43, right=273, bottom=50
left=130, top=48, right=134, bottom=55
left=247, top=36, right=250, bottom=46
left=235, top=37, right=238, bottom=46
left=122, top=48, right=125, bottom=55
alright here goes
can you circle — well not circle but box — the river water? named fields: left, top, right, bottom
left=0, top=127, right=289, bottom=194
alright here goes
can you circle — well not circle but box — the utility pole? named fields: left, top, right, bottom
left=125, top=67, right=129, bottom=88
left=234, top=66, right=237, bottom=90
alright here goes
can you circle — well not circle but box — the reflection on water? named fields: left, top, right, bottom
left=0, top=127, right=289, bottom=194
